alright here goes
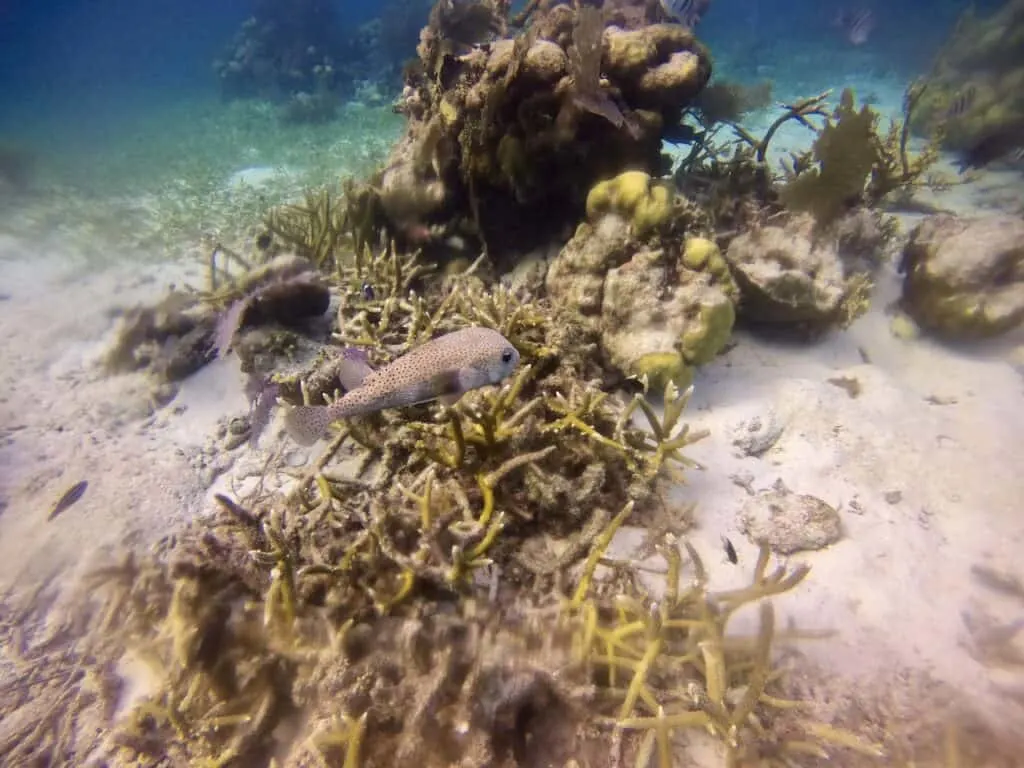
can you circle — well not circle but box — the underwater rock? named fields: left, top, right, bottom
left=603, top=24, right=707, bottom=108
left=724, top=213, right=874, bottom=332
left=731, top=411, right=786, bottom=457
left=101, top=292, right=217, bottom=385
left=900, top=214, right=1024, bottom=340
left=546, top=216, right=633, bottom=335
left=381, top=1, right=712, bottom=256
left=601, top=248, right=734, bottom=390
left=739, top=480, right=843, bottom=555
left=230, top=253, right=331, bottom=327
left=213, top=253, right=331, bottom=363
left=102, top=253, right=331, bottom=392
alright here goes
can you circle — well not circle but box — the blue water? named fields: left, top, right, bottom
left=0, top=0, right=998, bottom=138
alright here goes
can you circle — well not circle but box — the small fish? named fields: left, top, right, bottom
left=722, top=536, right=738, bottom=564
left=283, top=327, right=521, bottom=445
left=659, top=0, right=710, bottom=28
left=360, top=282, right=375, bottom=301
left=212, top=298, right=249, bottom=359
left=48, top=480, right=88, bottom=521
left=834, top=8, right=875, bottom=45
left=662, top=122, right=699, bottom=145
left=246, top=375, right=281, bottom=449
left=957, top=120, right=1024, bottom=171
left=945, top=85, right=977, bottom=120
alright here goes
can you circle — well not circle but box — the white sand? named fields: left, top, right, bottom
left=1, top=161, right=1022, bottom=760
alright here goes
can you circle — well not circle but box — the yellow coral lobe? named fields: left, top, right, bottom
left=682, top=236, right=718, bottom=270
left=681, top=301, right=735, bottom=366
left=632, top=184, right=671, bottom=238
left=585, top=171, right=672, bottom=237
left=439, top=97, right=458, bottom=126
left=612, top=170, right=654, bottom=209
left=633, top=351, right=691, bottom=392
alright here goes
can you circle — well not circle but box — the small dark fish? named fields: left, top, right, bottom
left=48, top=480, right=88, bottom=521
left=247, top=376, right=281, bottom=449
left=945, top=85, right=977, bottom=120
left=958, top=120, right=1024, bottom=171
left=722, top=536, right=738, bottom=564
left=834, top=8, right=875, bottom=45
left=659, top=0, right=710, bottom=27
left=361, top=282, right=375, bottom=301
left=662, top=122, right=699, bottom=145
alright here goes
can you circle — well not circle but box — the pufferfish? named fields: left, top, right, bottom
left=282, top=326, right=521, bottom=445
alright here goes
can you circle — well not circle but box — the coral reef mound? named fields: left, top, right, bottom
left=910, top=0, right=1024, bottom=154
left=379, top=0, right=712, bottom=255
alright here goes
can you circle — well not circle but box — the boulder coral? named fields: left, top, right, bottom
left=376, top=0, right=712, bottom=256
left=900, top=214, right=1024, bottom=340
left=602, top=248, right=735, bottom=390
left=724, top=213, right=879, bottom=333
left=546, top=208, right=736, bottom=389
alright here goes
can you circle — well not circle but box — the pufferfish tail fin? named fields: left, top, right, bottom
left=282, top=404, right=333, bottom=446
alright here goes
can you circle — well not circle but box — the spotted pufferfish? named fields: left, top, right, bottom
left=282, top=326, right=521, bottom=445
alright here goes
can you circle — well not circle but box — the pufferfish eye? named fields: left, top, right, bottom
left=501, top=348, right=515, bottom=364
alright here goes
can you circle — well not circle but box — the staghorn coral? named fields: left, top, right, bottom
left=50, top=242, right=736, bottom=767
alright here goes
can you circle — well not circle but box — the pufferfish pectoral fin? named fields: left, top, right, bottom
left=282, top=404, right=333, bottom=446
left=336, top=348, right=375, bottom=392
